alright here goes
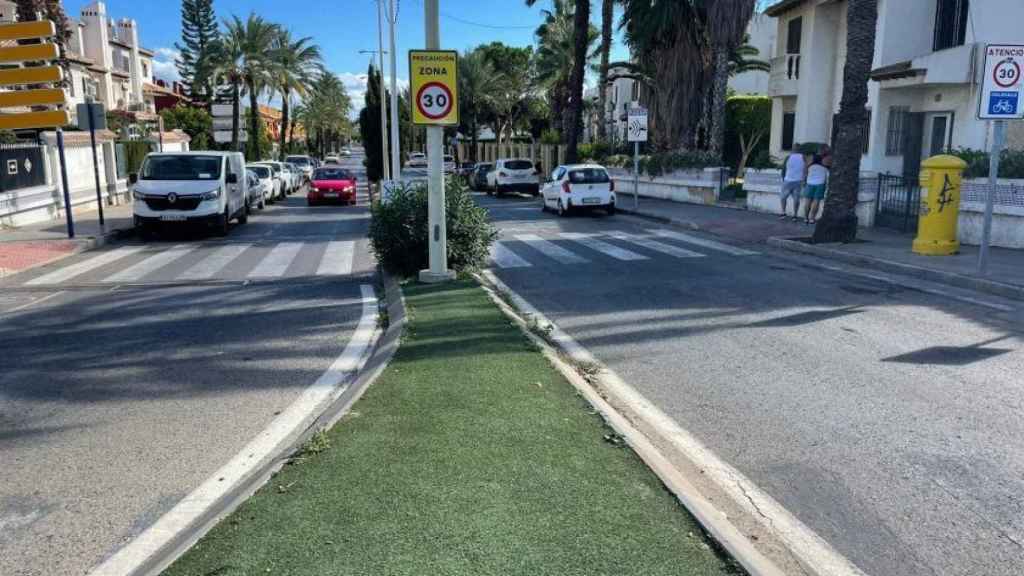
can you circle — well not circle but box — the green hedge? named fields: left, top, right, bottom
left=950, top=148, right=1024, bottom=179
left=119, top=141, right=154, bottom=175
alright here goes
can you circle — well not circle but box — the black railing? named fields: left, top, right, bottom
left=875, top=173, right=921, bottom=233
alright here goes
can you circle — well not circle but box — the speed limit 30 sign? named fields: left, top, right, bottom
left=410, top=50, right=459, bottom=126
left=979, top=44, right=1024, bottom=120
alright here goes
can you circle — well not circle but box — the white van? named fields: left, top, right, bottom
left=132, top=152, right=249, bottom=237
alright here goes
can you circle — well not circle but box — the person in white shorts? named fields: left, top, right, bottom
left=780, top=148, right=806, bottom=220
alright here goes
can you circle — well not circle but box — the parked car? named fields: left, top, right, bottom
left=341, top=148, right=352, bottom=157
left=456, top=162, right=476, bottom=178
left=245, top=169, right=267, bottom=211
left=487, top=158, right=540, bottom=196
left=131, top=151, right=248, bottom=237
left=541, top=164, right=616, bottom=217
left=263, top=160, right=297, bottom=194
left=309, top=166, right=358, bottom=206
left=469, top=163, right=492, bottom=191
left=285, top=162, right=304, bottom=192
left=405, top=152, right=427, bottom=169
left=285, top=155, right=315, bottom=182
left=443, top=155, right=456, bottom=174
left=324, top=155, right=341, bottom=165
left=247, top=164, right=276, bottom=206
left=250, top=161, right=285, bottom=200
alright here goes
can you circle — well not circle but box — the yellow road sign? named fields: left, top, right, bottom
left=0, top=43, right=60, bottom=64
left=0, top=109, right=69, bottom=131
left=0, top=66, right=63, bottom=87
left=409, top=50, right=459, bottom=126
left=0, top=20, right=57, bottom=41
left=0, top=88, right=65, bottom=108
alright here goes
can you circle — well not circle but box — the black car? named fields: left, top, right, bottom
left=469, top=163, right=492, bottom=191
left=456, top=162, right=476, bottom=178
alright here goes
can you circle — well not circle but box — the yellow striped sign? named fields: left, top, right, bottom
left=0, top=43, right=60, bottom=64
left=0, top=110, right=69, bottom=130
left=0, top=88, right=65, bottom=108
left=0, top=66, right=63, bottom=87
left=0, top=21, right=56, bottom=41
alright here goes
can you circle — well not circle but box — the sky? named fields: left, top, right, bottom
left=64, top=0, right=632, bottom=115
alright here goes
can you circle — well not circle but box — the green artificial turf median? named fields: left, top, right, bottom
left=163, top=280, right=744, bottom=576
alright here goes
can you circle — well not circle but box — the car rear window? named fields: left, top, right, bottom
left=505, top=160, right=533, bottom=170
left=314, top=168, right=352, bottom=180
left=249, top=165, right=271, bottom=178
left=568, top=168, right=610, bottom=184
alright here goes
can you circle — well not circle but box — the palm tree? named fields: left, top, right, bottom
left=459, top=49, right=500, bottom=162
left=730, top=34, right=771, bottom=76
left=532, top=1, right=598, bottom=138
left=270, top=29, right=322, bottom=160
left=222, top=14, right=278, bottom=160
left=597, top=0, right=614, bottom=142
left=813, top=0, right=879, bottom=243
left=707, top=0, right=757, bottom=160
left=299, top=73, right=352, bottom=158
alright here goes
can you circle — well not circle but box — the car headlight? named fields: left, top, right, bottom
left=132, top=188, right=146, bottom=200
left=200, top=188, right=221, bottom=201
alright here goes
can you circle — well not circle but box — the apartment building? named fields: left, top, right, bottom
left=766, top=0, right=1023, bottom=176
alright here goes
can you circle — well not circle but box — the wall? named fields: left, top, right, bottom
left=609, top=168, right=726, bottom=207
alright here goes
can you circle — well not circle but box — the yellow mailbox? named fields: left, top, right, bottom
left=913, top=155, right=967, bottom=256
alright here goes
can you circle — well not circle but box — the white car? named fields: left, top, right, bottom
left=487, top=158, right=540, bottom=196
left=541, top=164, right=616, bottom=217
left=341, top=148, right=352, bottom=157
left=284, top=162, right=302, bottom=193
left=250, top=162, right=286, bottom=200
left=247, top=164, right=275, bottom=207
left=285, top=155, right=315, bottom=182
left=405, top=152, right=427, bottom=169
left=324, top=155, right=341, bottom=165
left=261, top=160, right=298, bottom=194
left=132, top=151, right=249, bottom=237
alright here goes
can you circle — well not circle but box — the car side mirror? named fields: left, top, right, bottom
left=226, top=173, right=238, bottom=184
left=128, top=172, right=138, bottom=184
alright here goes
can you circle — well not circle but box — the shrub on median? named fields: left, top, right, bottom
left=370, top=177, right=497, bottom=278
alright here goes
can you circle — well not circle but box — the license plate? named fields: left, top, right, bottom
left=582, top=198, right=601, bottom=205
left=324, top=192, right=338, bottom=198
left=160, top=214, right=187, bottom=221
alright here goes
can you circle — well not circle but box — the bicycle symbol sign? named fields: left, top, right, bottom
left=988, top=91, right=1019, bottom=116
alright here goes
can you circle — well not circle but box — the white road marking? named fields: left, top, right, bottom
left=560, top=232, right=649, bottom=261
left=88, top=285, right=380, bottom=576
left=651, top=229, right=760, bottom=256
left=104, top=245, right=197, bottom=283
left=1, top=291, right=66, bottom=314
left=316, top=241, right=355, bottom=276
left=514, top=233, right=589, bottom=265
left=490, top=242, right=532, bottom=269
left=178, top=244, right=252, bottom=281
left=606, top=231, right=706, bottom=259
left=247, top=242, right=303, bottom=278
left=25, top=246, right=146, bottom=286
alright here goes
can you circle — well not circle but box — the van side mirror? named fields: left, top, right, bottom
left=226, top=173, right=238, bottom=184
left=128, top=173, right=138, bottom=184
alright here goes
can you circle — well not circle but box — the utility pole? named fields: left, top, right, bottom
left=387, top=0, right=402, bottom=181
left=418, top=0, right=454, bottom=283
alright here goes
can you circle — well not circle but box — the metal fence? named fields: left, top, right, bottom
left=0, top=142, right=47, bottom=193
left=875, top=173, right=921, bottom=233
left=961, top=180, right=1024, bottom=207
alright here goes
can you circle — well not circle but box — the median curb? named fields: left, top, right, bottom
left=768, top=237, right=1024, bottom=302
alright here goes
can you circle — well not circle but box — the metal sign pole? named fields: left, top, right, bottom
left=633, top=140, right=639, bottom=211
left=978, top=119, right=1005, bottom=275
left=56, top=128, right=75, bottom=238
left=86, top=99, right=105, bottom=228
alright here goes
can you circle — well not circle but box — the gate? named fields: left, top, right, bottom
left=0, top=143, right=47, bottom=192
left=875, top=173, right=921, bottom=233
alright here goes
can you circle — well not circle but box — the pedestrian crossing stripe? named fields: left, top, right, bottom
left=248, top=243, right=305, bottom=278
left=490, top=242, right=532, bottom=269
left=649, top=229, right=759, bottom=256
left=179, top=244, right=251, bottom=280
left=513, top=233, right=590, bottom=265
left=25, top=245, right=146, bottom=286
left=105, top=244, right=196, bottom=283
left=605, top=231, right=705, bottom=259
left=558, top=232, right=648, bottom=261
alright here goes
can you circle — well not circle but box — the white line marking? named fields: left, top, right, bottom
left=482, top=271, right=868, bottom=576
left=87, top=285, right=380, bottom=576
left=651, top=229, right=760, bottom=256
left=316, top=241, right=355, bottom=276
left=105, top=245, right=197, bottom=283
left=490, top=242, right=532, bottom=269
left=178, top=244, right=252, bottom=281
left=606, top=231, right=706, bottom=259
left=2, top=291, right=66, bottom=314
left=25, top=246, right=146, bottom=286
left=560, top=232, right=649, bottom=261
left=248, top=242, right=303, bottom=278
left=514, top=233, right=589, bottom=265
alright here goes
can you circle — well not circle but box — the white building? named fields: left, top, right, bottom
left=730, top=12, right=778, bottom=96
left=765, top=0, right=1024, bottom=176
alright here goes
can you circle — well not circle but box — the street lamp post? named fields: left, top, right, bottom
left=387, top=0, right=402, bottom=181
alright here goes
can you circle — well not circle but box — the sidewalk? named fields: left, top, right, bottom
left=161, top=280, right=742, bottom=576
left=620, top=195, right=1024, bottom=299
left=0, top=202, right=134, bottom=278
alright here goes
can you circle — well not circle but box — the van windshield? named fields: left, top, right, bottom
left=286, top=156, right=310, bottom=166
left=142, top=155, right=222, bottom=181
left=314, top=168, right=352, bottom=180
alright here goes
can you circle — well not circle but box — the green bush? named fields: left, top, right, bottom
left=950, top=148, right=1024, bottom=179
left=640, top=150, right=719, bottom=178
left=747, top=148, right=779, bottom=170
left=370, top=178, right=497, bottom=278
left=540, top=129, right=562, bottom=146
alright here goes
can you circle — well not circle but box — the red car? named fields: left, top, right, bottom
left=308, top=167, right=358, bottom=206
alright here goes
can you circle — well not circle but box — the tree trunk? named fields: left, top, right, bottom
left=565, top=0, right=590, bottom=164
left=812, top=0, right=878, bottom=244
left=246, top=77, right=261, bottom=160
left=709, top=46, right=730, bottom=160
left=470, top=116, right=479, bottom=162
left=597, top=0, right=613, bottom=142
left=279, top=88, right=290, bottom=161
left=231, top=80, right=240, bottom=152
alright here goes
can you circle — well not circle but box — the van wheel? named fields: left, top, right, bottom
left=215, top=207, right=230, bottom=236
left=238, top=202, right=249, bottom=225
left=606, top=204, right=616, bottom=216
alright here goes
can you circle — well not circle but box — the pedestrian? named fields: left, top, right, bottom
left=779, top=145, right=806, bottom=220
left=802, top=153, right=829, bottom=225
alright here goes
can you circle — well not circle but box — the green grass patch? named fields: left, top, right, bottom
left=163, top=280, right=744, bottom=576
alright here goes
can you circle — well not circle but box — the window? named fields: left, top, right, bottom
left=786, top=17, right=802, bottom=54
left=781, top=113, right=796, bottom=151
left=505, top=160, right=533, bottom=170
left=934, top=0, right=968, bottom=51
left=142, top=155, right=223, bottom=181
left=568, top=168, right=610, bottom=184
left=886, top=106, right=910, bottom=156
left=142, top=61, right=149, bottom=77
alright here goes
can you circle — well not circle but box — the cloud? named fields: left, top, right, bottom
left=151, top=47, right=181, bottom=83
left=334, top=71, right=409, bottom=117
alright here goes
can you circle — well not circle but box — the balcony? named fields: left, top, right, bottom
left=769, top=54, right=800, bottom=97
left=872, top=43, right=978, bottom=88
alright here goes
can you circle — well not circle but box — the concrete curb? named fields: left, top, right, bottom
left=768, top=237, right=1024, bottom=302
left=90, top=271, right=404, bottom=576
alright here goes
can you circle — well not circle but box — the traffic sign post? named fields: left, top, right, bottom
left=211, top=104, right=246, bottom=149
left=627, top=105, right=648, bottom=211
left=977, top=45, right=1024, bottom=275
left=410, top=38, right=459, bottom=283
left=78, top=98, right=107, bottom=228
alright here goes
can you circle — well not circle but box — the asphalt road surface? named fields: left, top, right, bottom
left=478, top=191, right=1024, bottom=576
left=0, top=151, right=375, bottom=576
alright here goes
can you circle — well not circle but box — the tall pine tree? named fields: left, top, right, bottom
left=175, top=0, right=219, bottom=104
left=358, top=64, right=385, bottom=182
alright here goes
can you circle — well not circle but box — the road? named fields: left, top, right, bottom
left=478, top=191, right=1024, bottom=576
left=0, top=151, right=375, bottom=576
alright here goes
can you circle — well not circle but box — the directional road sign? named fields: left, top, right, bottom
left=409, top=50, right=459, bottom=126
left=627, top=106, right=648, bottom=143
left=979, top=44, right=1024, bottom=120
left=0, top=21, right=68, bottom=130
left=214, top=130, right=247, bottom=144
left=211, top=104, right=234, bottom=118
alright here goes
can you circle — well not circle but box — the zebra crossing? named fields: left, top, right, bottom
left=489, top=228, right=759, bottom=270
left=18, top=240, right=362, bottom=287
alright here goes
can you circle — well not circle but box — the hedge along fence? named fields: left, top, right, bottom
left=951, top=148, right=1024, bottom=179
left=117, top=140, right=155, bottom=178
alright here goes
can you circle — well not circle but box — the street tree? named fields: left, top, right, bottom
left=223, top=14, right=278, bottom=160
left=270, top=29, right=322, bottom=160
left=813, top=0, right=878, bottom=243
left=597, top=0, right=614, bottom=142
left=458, top=49, right=499, bottom=162
left=532, top=2, right=597, bottom=139
left=160, top=104, right=213, bottom=149
left=358, top=64, right=386, bottom=181
left=706, top=0, right=757, bottom=160
left=725, top=94, right=770, bottom=177
left=174, top=0, right=220, bottom=103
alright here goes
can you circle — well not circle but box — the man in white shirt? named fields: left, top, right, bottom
left=780, top=148, right=807, bottom=220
